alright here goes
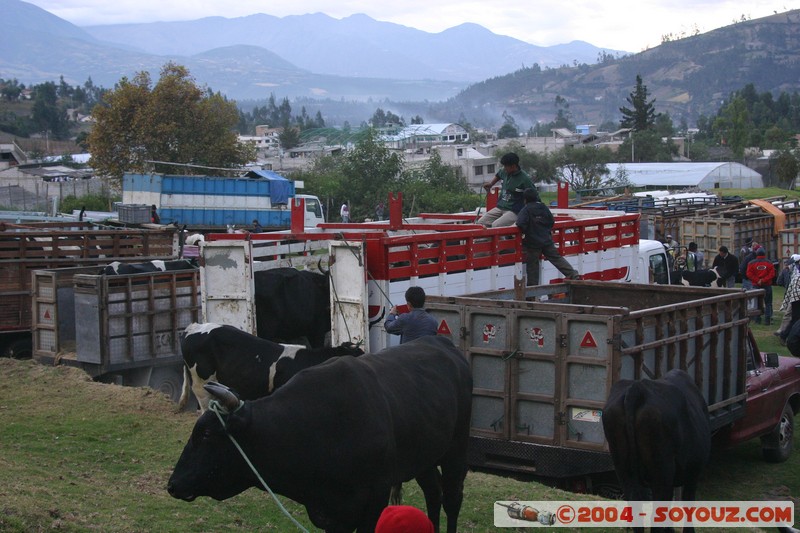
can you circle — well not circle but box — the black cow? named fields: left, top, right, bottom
left=680, top=266, right=721, bottom=287
left=100, top=259, right=197, bottom=275
left=602, top=369, right=711, bottom=533
left=177, top=322, right=363, bottom=412
left=168, top=335, right=472, bottom=533
left=254, top=267, right=330, bottom=349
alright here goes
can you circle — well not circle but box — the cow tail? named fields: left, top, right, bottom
left=623, top=381, right=646, bottom=473
left=177, top=365, right=191, bottom=411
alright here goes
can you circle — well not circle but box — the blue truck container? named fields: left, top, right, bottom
left=122, top=171, right=303, bottom=229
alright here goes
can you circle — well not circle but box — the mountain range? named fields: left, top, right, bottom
left=0, top=0, right=622, bottom=103
left=3, top=0, right=800, bottom=130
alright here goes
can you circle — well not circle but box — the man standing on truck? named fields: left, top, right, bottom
left=478, top=152, right=535, bottom=228
left=746, top=248, right=775, bottom=325
left=712, top=246, right=739, bottom=288
left=384, top=287, right=438, bottom=344
left=516, top=188, right=581, bottom=285
left=340, top=202, right=350, bottom=223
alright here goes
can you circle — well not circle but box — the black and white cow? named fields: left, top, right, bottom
left=99, top=259, right=197, bottom=275
left=680, top=266, right=721, bottom=287
left=254, top=267, right=331, bottom=349
left=602, top=369, right=711, bottom=533
left=168, top=335, right=472, bottom=533
left=177, top=322, right=363, bottom=412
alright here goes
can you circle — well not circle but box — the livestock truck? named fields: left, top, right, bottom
left=30, top=265, right=200, bottom=403
left=197, top=192, right=674, bottom=351
left=419, top=282, right=800, bottom=489
left=120, top=171, right=324, bottom=231
left=197, top=194, right=800, bottom=490
left=0, top=221, right=178, bottom=359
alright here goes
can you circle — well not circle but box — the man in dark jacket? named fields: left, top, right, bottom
left=712, top=246, right=739, bottom=288
left=516, top=188, right=580, bottom=286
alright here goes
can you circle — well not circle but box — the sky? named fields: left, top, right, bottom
left=22, top=0, right=796, bottom=52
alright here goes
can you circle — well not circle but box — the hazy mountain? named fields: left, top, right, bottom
left=82, top=12, right=624, bottom=84
left=426, top=9, right=800, bottom=129
left=4, top=0, right=800, bottom=131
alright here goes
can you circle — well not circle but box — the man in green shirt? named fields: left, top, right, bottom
left=478, top=152, right=536, bottom=228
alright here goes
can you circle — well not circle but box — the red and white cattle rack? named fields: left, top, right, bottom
left=198, top=193, right=660, bottom=351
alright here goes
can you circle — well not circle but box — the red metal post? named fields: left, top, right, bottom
left=291, top=197, right=305, bottom=233
left=389, top=192, right=404, bottom=230
left=558, top=182, right=569, bottom=208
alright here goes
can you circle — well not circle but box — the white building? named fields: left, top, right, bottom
left=381, top=124, right=469, bottom=151
left=605, top=162, right=763, bottom=190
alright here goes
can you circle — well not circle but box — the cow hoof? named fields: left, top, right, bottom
left=761, top=403, right=794, bottom=463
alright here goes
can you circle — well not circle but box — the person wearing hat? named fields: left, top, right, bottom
left=478, top=152, right=535, bottom=228
left=375, top=505, right=434, bottom=533
left=739, top=241, right=761, bottom=289
left=665, top=234, right=678, bottom=250
left=712, top=246, right=739, bottom=288
left=746, top=247, right=775, bottom=325
left=739, top=236, right=754, bottom=264
left=779, top=254, right=800, bottom=345
left=516, top=188, right=581, bottom=285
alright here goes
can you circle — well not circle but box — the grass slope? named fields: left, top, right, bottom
left=1, top=358, right=797, bottom=531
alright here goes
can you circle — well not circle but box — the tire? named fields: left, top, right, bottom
left=148, top=365, right=184, bottom=404
left=2, top=336, right=33, bottom=359
left=761, top=403, right=794, bottom=463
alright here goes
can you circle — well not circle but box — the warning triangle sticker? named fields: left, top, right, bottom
left=580, top=331, right=597, bottom=348
left=437, top=320, right=451, bottom=335
left=44, top=309, right=51, bottom=320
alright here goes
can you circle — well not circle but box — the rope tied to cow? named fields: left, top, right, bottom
left=208, top=400, right=310, bottom=533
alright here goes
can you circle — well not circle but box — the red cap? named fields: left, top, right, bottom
left=375, top=506, right=434, bottom=533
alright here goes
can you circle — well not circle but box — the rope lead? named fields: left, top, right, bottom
left=209, top=402, right=310, bottom=533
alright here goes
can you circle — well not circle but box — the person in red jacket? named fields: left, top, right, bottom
left=746, top=247, right=775, bottom=325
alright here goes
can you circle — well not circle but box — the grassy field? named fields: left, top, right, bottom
left=0, top=353, right=797, bottom=532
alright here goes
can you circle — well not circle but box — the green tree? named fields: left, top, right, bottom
left=31, top=81, right=69, bottom=140
left=773, top=149, right=799, bottom=188
left=279, top=126, right=301, bottom=150
left=296, top=129, right=404, bottom=220
left=619, top=75, right=658, bottom=131
left=555, top=146, right=613, bottom=191
left=713, top=95, right=749, bottom=158
left=497, top=111, right=519, bottom=139
left=88, top=62, right=253, bottom=179
left=399, top=151, right=475, bottom=214
left=617, top=130, right=676, bottom=162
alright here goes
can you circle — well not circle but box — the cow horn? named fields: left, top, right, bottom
left=317, top=258, right=329, bottom=276
left=204, top=381, right=242, bottom=413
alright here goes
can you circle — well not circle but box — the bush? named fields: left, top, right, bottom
left=60, top=193, right=120, bottom=213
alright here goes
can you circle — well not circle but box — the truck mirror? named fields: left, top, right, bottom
left=765, top=352, right=780, bottom=368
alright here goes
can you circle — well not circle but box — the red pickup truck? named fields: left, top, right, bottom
left=715, top=330, right=800, bottom=461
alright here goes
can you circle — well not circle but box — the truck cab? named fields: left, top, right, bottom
left=296, top=194, right=325, bottom=227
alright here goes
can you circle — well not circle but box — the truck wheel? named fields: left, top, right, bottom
left=148, top=366, right=183, bottom=404
left=761, top=403, right=794, bottom=463
left=2, top=337, right=33, bottom=359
